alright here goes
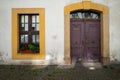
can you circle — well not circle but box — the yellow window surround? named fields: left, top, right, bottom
left=12, top=8, right=45, bottom=60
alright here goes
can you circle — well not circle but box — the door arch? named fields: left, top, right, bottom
left=64, top=1, right=109, bottom=65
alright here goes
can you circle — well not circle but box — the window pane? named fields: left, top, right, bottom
left=36, top=24, right=39, bottom=31
left=25, top=35, right=28, bottom=43
left=82, top=13, right=85, bottom=18
left=32, top=15, right=36, bottom=23
left=25, top=24, right=28, bottom=31
left=36, top=35, right=39, bottom=43
left=78, top=12, right=82, bottom=19
left=20, top=24, right=24, bottom=31
left=25, top=15, right=28, bottom=23
left=32, top=35, right=35, bottom=43
left=37, top=15, right=39, bottom=22
left=21, top=15, right=24, bottom=23
left=21, top=35, right=24, bottom=43
left=32, top=23, right=35, bottom=30
left=71, top=14, right=75, bottom=18
left=22, top=23, right=24, bottom=27
left=92, top=13, right=97, bottom=19
left=32, top=23, right=35, bottom=27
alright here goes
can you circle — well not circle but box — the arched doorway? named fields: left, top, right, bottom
left=70, top=10, right=101, bottom=63
left=64, top=1, right=109, bottom=65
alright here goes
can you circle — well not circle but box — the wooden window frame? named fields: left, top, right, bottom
left=12, top=8, right=45, bottom=60
left=19, top=14, right=39, bottom=53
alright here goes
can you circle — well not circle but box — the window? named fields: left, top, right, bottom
left=70, top=11, right=100, bottom=19
left=12, top=8, right=45, bottom=60
left=19, top=14, right=39, bottom=53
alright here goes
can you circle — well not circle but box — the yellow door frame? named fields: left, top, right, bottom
left=64, top=1, right=109, bottom=65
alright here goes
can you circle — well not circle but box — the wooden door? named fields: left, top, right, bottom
left=84, top=19, right=101, bottom=62
left=70, top=19, right=84, bottom=63
left=70, top=19, right=100, bottom=63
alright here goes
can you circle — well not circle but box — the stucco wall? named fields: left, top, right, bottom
left=0, top=0, right=120, bottom=65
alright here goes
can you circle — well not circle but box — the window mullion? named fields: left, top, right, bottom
left=28, top=15, right=32, bottom=44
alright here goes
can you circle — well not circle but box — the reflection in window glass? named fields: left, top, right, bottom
left=25, top=35, right=28, bottom=43
left=25, top=15, right=28, bottom=23
left=36, top=35, right=39, bottom=43
left=32, top=16, right=36, bottom=23
left=22, top=24, right=24, bottom=27
left=21, top=35, right=28, bottom=43
left=37, top=16, right=39, bottom=22
left=36, top=24, right=39, bottom=31
left=21, top=35, right=24, bottom=43
left=32, top=23, right=35, bottom=27
left=32, top=35, right=39, bottom=43
left=92, top=13, right=97, bottom=19
left=82, top=13, right=85, bottom=19
left=21, top=15, right=24, bottom=23
left=25, top=24, right=28, bottom=31
left=70, top=11, right=100, bottom=19
left=78, top=13, right=82, bottom=19
left=32, top=35, right=35, bottom=43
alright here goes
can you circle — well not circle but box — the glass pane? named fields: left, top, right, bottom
left=25, top=24, right=28, bottom=31
left=37, top=15, right=39, bottom=22
left=32, top=23, right=35, bottom=27
left=95, top=15, right=99, bottom=19
left=36, top=24, right=39, bottom=31
left=32, top=15, right=36, bottom=23
left=85, top=12, right=90, bottom=18
left=21, top=15, right=24, bottom=23
left=21, top=35, right=24, bottom=43
left=32, top=23, right=35, bottom=30
left=73, top=13, right=78, bottom=18
left=92, top=13, right=97, bottom=19
left=78, top=12, right=82, bottom=19
left=82, top=13, right=85, bottom=18
left=25, top=35, right=28, bottom=43
left=72, top=14, right=75, bottom=18
left=22, top=23, right=24, bottom=27
left=25, top=15, right=28, bottom=23
left=32, top=35, right=35, bottom=43
left=91, top=13, right=93, bottom=19
left=36, top=35, right=39, bottom=43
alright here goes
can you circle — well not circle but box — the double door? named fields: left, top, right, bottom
left=70, top=19, right=101, bottom=63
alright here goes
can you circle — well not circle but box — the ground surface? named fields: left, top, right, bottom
left=0, top=64, right=120, bottom=80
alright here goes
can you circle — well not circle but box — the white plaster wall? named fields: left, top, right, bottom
left=108, top=0, right=120, bottom=62
left=0, top=0, right=120, bottom=65
left=0, top=0, right=66, bottom=65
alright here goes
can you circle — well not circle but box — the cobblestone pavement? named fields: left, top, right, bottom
left=0, top=64, right=120, bottom=80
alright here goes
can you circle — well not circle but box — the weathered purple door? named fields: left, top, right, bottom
left=70, top=19, right=84, bottom=63
left=70, top=19, right=100, bottom=63
left=84, top=19, right=101, bottom=62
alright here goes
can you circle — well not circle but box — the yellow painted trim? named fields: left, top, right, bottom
left=12, top=8, right=45, bottom=60
left=64, top=1, right=109, bottom=64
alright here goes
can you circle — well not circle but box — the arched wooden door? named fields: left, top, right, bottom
left=70, top=11, right=101, bottom=63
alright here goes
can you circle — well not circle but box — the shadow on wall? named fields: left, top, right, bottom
left=0, top=51, right=8, bottom=63
left=47, top=48, right=58, bottom=65
left=110, top=51, right=120, bottom=64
